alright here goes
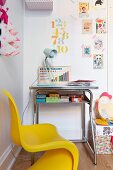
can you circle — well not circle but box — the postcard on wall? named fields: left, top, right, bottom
left=79, top=2, right=89, bottom=17
left=94, top=0, right=106, bottom=9
left=93, top=54, right=103, bottom=69
left=94, top=37, right=103, bottom=50
left=51, top=18, right=69, bottom=54
left=82, top=45, right=91, bottom=57
left=82, top=19, right=92, bottom=34
left=96, top=18, right=106, bottom=34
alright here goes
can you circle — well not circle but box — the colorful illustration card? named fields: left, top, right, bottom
left=82, top=45, right=91, bottom=57
left=82, top=19, right=92, bottom=34
left=79, top=2, right=89, bottom=17
left=96, top=18, right=106, bottom=34
left=94, top=37, right=103, bottom=50
left=93, top=54, right=103, bottom=69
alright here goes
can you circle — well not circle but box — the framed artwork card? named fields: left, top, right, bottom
left=96, top=18, right=106, bottom=34
left=82, top=45, right=91, bottom=57
left=93, top=54, right=103, bottom=69
left=79, top=2, right=89, bottom=17
left=82, top=19, right=92, bottom=34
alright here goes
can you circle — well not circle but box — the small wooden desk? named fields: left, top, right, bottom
left=29, top=84, right=98, bottom=165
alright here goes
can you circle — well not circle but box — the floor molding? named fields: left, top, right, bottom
left=0, top=144, right=12, bottom=167
left=0, top=144, right=21, bottom=170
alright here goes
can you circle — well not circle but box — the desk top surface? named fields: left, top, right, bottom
left=29, top=84, right=99, bottom=90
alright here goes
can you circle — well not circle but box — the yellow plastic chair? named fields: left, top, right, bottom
left=3, top=90, right=79, bottom=170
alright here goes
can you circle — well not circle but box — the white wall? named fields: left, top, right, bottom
left=0, top=0, right=23, bottom=163
left=0, top=0, right=112, bottom=165
left=23, top=0, right=113, bottom=139
left=108, top=0, right=113, bottom=96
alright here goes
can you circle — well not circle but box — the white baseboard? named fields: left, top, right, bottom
left=8, top=146, right=21, bottom=170
left=0, top=144, right=12, bottom=167
left=0, top=144, right=21, bottom=170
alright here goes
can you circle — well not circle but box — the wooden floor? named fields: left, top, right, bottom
left=12, top=143, right=113, bottom=170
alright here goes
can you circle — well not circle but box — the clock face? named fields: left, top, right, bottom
left=0, top=0, right=6, bottom=6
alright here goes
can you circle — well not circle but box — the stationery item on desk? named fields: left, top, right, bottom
left=67, top=80, right=96, bottom=86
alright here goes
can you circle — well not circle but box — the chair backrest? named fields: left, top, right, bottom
left=2, top=90, right=21, bottom=146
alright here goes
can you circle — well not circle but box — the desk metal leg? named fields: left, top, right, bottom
left=35, top=103, right=39, bottom=124
left=89, top=111, right=97, bottom=164
left=81, top=103, right=86, bottom=141
left=88, top=90, right=97, bottom=165
left=34, top=91, right=39, bottom=124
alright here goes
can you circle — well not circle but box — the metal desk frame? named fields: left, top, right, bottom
left=30, top=85, right=98, bottom=165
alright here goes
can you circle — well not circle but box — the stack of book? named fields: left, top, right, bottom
left=36, top=94, right=46, bottom=103
left=70, top=95, right=83, bottom=102
left=46, top=93, right=60, bottom=103
left=60, top=96, right=69, bottom=102
left=46, top=97, right=60, bottom=103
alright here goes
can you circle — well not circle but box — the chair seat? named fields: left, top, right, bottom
left=20, top=124, right=66, bottom=151
left=28, top=149, right=73, bottom=170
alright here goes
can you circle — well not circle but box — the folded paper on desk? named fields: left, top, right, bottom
left=67, top=80, right=96, bottom=86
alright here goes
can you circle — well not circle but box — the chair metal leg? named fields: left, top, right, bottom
left=31, top=153, right=35, bottom=165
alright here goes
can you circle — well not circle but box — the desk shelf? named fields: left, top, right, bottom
left=36, top=100, right=89, bottom=104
